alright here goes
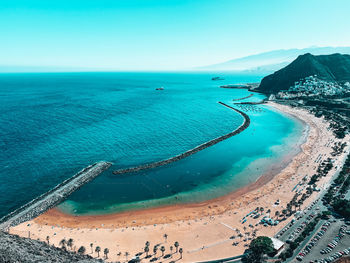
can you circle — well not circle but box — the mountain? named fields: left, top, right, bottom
left=199, top=47, right=350, bottom=72
left=257, top=53, right=350, bottom=94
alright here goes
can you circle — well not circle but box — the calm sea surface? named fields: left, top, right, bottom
left=0, top=72, right=303, bottom=217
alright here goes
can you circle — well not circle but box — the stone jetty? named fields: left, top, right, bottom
left=113, top=102, right=250, bottom=175
left=0, top=161, right=112, bottom=230
left=232, top=93, right=254, bottom=101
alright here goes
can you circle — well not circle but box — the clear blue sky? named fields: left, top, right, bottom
left=1, top=0, right=349, bottom=71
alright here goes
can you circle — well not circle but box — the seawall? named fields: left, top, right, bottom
left=113, top=102, right=250, bottom=175
left=232, top=93, right=254, bottom=101
left=0, top=161, right=112, bottom=230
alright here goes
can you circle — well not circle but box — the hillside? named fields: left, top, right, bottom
left=199, top=46, right=350, bottom=72
left=257, top=53, right=350, bottom=94
left=0, top=231, right=104, bottom=263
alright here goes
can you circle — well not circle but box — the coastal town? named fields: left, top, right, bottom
left=275, top=76, right=350, bottom=99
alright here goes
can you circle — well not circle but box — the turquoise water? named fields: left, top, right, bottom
left=0, top=72, right=304, bottom=217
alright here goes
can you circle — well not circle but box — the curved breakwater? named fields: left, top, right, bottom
left=113, top=102, right=250, bottom=175
left=232, top=93, right=254, bottom=101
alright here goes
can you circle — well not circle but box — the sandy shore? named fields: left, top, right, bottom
left=10, top=102, right=350, bottom=263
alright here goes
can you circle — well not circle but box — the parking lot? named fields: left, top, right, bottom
left=291, top=219, right=350, bottom=262
left=276, top=199, right=321, bottom=243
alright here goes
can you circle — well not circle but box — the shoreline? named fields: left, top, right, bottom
left=40, top=102, right=305, bottom=221
left=10, top=102, right=348, bottom=262
left=49, top=121, right=307, bottom=223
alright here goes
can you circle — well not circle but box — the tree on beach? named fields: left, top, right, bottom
left=104, top=248, right=109, bottom=259
left=242, top=236, right=274, bottom=263
left=163, top=233, right=168, bottom=243
left=125, top=251, right=130, bottom=261
left=145, top=241, right=150, bottom=247
left=298, top=199, right=303, bottom=207
left=174, top=241, right=179, bottom=253
left=59, top=238, right=66, bottom=249
left=144, top=246, right=150, bottom=257
left=286, top=203, right=292, bottom=215
left=90, top=243, right=93, bottom=253
left=46, top=236, right=50, bottom=245
left=179, top=248, right=183, bottom=259
left=78, top=246, right=86, bottom=255
left=67, top=238, right=74, bottom=251
left=282, top=209, right=287, bottom=219
left=275, top=211, right=280, bottom=218
left=252, top=230, right=257, bottom=238
left=95, top=246, right=101, bottom=257
left=160, top=246, right=165, bottom=256
left=153, top=245, right=158, bottom=256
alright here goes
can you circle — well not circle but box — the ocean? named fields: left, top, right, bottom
left=0, top=72, right=304, bottom=217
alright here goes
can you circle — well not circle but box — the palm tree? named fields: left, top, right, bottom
left=90, top=243, right=93, bottom=254
left=144, top=246, right=150, bottom=257
left=104, top=248, right=109, bottom=259
left=46, top=236, right=50, bottom=245
left=145, top=241, right=150, bottom=247
left=95, top=246, right=101, bottom=257
left=67, top=238, right=74, bottom=251
left=78, top=246, right=86, bottom=254
left=125, top=251, right=130, bottom=261
left=59, top=238, right=66, bottom=249
left=275, top=211, right=280, bottom=218
left=160, top=246, right=165, bottom=256
left=170, top=246, right=173, bottom=254
left=252, top=231, right=257, bottom=238
left=174, top=241, right=179, bottom=253
left=163, top=233, right=168, bottom=243
left=153, top=246, right=158, bottom=256
left=179, top=248, right=183, bottom=259
left=282, top=209, right=287, bottom=219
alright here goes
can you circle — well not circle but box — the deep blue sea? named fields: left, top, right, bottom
left=0, top=72, right=304, bottom=217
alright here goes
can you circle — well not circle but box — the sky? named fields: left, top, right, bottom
left=1, top=0, right=350, bottom=71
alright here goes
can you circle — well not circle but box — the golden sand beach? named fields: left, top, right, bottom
left=10, top=102, right=350, bottom=263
